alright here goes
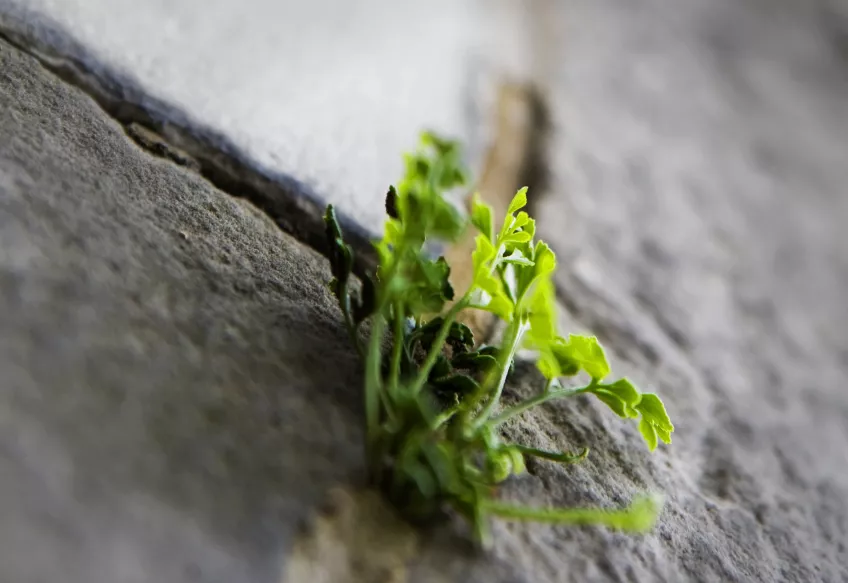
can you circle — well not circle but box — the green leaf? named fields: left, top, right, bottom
left=447, top=321, right=475, bottom=350
left=593, top=390, right=632, bottom=418
left=432, top=373, right=480, bottom=396
left=603, top=378, right=642, bottom=407
left=501, top=249, right=535, bottom=267
left=451, top=351, right=498, bottom=373
left=507, top=187, right=528, bottom=215
left=323, top=205, right=354, bottom=300
left=472, top=234, right=497, bottom=277
left=414, top=318, right=473, bottom=354
left=385, top=185, right=399, bottom=219
left=430, top=354, right=452, bottom=379
left=428, top=197, right=465, bottom=241
left=471, top=193, right=494, bottom=241
left=634, top=393, right=674, bottom=450
left=475, top=270, right=514, bottom=320
left=558, top=334, right=611, bottom=381
left=591, top=378, right=641, bottom=419
left=635, top=393, right=673, bottom=431
left=501, top=230, right=533, bottom=245
left=639, top=418, right=659, bottom=451
left=526, top=279, right=558, bottom=345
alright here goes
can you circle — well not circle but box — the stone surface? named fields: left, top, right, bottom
left=0, top=36, right=539, bottom=583
left=0, top=38, right=371, bottom=582
left=3, top=0, right=848, bottom=581
left=502, top=0, right=848, bottom=581
left=0, top=0, right=531, bottom=235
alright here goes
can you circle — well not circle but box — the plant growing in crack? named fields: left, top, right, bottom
left=323, top=131, right=673, bottom=546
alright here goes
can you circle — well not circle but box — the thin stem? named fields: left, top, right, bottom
left=409, top=296, right=470, bottom=395
left=470, top=319, right=526, bottom=430
left=512, top=444, right=588, bottom=464
left=364, top=314, right=387, bottom=452
left=430, top=401, right=461, bottom=430
left=483, top=495, right=663, bottom=532
left=388, top=301, right=405, bottom=392
left=488, top=384, right=593, bottom=427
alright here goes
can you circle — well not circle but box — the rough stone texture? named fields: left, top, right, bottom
left=3, top=0, right=848, bottom=582
left=0, top=38, right=371, bottom=582
left=502, top=0, right=848, bottom=581
left=0, top=36, right=541, bottom=583
left=0, top=0, right=531, bottom=235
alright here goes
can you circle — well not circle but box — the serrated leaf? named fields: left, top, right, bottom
left=635, top=393, right=674, bottom=449
left=472, top=234, right=497, bottom=276
left=503, top=257, right=535, bottom=267
left=638, top=417, right=659, bottom=451
left=512, top=211, right=530, bottom=230
left=507, top=187, right=528, bottom=215
left=603, top=378, right=642, bottom=407
left=536, top=351, right=561, bottom=380
left=502, top=230, right=533, bottom=245
left=475, top=270, right=514, bottom=320
left=532, top=241, right=556, bottom=278
left=635, top=394, right=673, bottom=432
left=561, top=334, right=610, bottom=381
left=451, top=351, right=498, bottom=374
left=447, top=321, right=475, bottom=349
left=592, top=389, right=632, bottom=418
left=432, top=373, right=480, bottom=395
left=526, top=279, right=558, bottom=344
left=591, top=378, right=642, bottom=418
left=471, top=193, right=494, bottom=241
left=428, top=197, right=465, bottom=241
left=430, top=354, right=452, bottom=379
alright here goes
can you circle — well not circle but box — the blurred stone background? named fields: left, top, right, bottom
left=1, top=1, right=846, bottom=581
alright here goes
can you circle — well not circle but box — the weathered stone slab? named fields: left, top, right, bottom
left=0, top=0, right=530, bottom=236
left=508, top=0, right=848, bottom=581
left=0, top=36, right=544, bottom=583
left=0, top=37, right=372, bottom=582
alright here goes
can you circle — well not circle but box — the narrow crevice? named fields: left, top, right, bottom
left=0, top=22, right=379, bottom=277
left=0, top=18, right=551, bottom=285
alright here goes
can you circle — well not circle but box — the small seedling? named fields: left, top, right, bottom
left=324, top=132, right=673, bottom=545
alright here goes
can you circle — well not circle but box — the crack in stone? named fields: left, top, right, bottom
left=0, top=22, right=379, bottom=278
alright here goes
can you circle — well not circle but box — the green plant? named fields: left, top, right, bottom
left=323, top=132, right=673, bottom=545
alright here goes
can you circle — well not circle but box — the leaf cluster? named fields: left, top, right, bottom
left=323, top=132, right=673, bottom=545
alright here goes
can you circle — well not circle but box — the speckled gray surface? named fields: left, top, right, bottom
left=3, top=0, right=848, bottom=581
left=516, top=0, right=848, bottom=580
left=0, top=39, right=368, bottom=582
left=0, top=0, right=530, bottom=234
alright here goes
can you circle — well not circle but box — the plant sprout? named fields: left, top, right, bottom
left=323, top=132, right=673, bottom=545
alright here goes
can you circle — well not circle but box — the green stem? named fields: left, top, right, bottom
left=365, top=314, right=387, bottom=453
left=388, top=301, right=405, bottom=392
left=512, top=444, right=588, bottom=464
left=484, top=495, right=663, bottom=532
left=409, top=297, right=470, bottom=396
left=470, top=319, right=526, bottom=430
left=430, top=401, right=461, bottom=430
left=488, top=384, right=593, bottom=427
